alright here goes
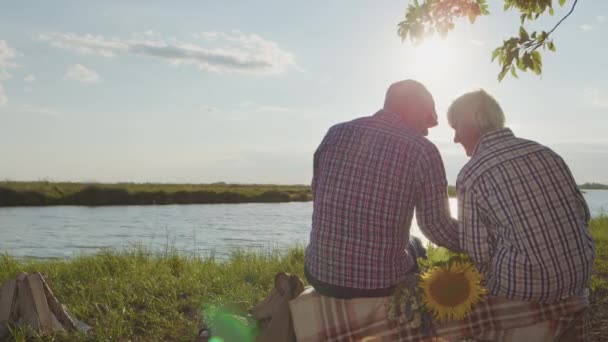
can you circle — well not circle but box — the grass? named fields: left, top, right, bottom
left=0, top=247, right=307, bottom=341
left=4, top=180, right=602, bottom=207
left=589, top=216, right=608, bottom=342
left=580, top=183, right=608, bottom=190
left=0, top=181, right=458, bottom=206
left=0, top=181, right=312, bottom=206
left=0, top=217, right=606, bottom=341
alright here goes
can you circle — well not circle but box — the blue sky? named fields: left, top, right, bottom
left=1, top=1, right=607, bottom=184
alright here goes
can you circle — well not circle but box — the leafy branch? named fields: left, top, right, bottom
left=398, top=0, right=579, bottom=81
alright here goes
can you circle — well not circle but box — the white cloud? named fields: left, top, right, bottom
left=63, top=64, right=101, bottom=83
left=24, top=75, right=36, bottom=82
left=580, top=24, right=594, bottom=31
left=598, top=16, right=606, bottom=22
left=39, top=31, right=298, bottom=75
left=21, top=104, right=60, bottom=116
left=0, top=40, right=17, bottom=68
left=0, top=84, right=7, bottom=106
left=200, top=105, right=220, bottom=113
left=39, top=33, right=127, bottom=57
left=0, top=40, right=18, bottom=106
left=584, top=87, right=608, bottom=108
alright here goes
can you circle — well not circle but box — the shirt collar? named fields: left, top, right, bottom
left=473, top=128, right=515, bottom=155
left=374, top=109, right=409, bottom=128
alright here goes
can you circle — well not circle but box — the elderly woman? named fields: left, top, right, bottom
left=448, top=89, right=595, bottom=340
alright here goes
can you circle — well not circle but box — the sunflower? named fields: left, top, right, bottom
left=419, top=262, right=485, bottom=322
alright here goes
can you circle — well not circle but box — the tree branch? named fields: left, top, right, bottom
left=547, top=0, right=579, bottom=36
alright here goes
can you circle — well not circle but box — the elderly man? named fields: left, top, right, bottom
left=448, top=89, right=595, bottom=339
left=305, top=80, right=459, bottom=299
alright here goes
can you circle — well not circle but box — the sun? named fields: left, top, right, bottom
left=410, top=37, right=456, bottom=79
left=419, top=262, right=486, bottom=322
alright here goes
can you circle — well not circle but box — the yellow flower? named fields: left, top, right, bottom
left=419, top=262, right=485, bottom=322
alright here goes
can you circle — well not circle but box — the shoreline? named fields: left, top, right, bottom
left=0, top=181, right=313, bottom=207
left=2, top=181, right=604, bottom=207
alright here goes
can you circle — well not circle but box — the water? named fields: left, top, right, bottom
left=1, top=190, right=607, bottom=259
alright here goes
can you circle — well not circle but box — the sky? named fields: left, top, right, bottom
left=1, top=1, right=607, bottom=185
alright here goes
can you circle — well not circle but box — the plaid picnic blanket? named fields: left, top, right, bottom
left=289, top=287, right=589, bottom=342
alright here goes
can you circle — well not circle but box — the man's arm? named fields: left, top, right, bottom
left=415, top=143, right=460, bottom=251
left=311, top=126, right=336, bottom=199
left=458, top=184, right=492, bottom=273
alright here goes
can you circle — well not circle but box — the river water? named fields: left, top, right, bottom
left=1, top=190, right=606, bottom=259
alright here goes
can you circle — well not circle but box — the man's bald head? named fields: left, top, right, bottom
left=383, top=80, right=438, bottom=136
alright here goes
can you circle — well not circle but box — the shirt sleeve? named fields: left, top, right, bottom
left=415, top=143, right=461, bottom=251
left=312, top=126, right=335, bottom=199
left=458, top=183, right=492, bottom=273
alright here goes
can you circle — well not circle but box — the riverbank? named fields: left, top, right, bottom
left=3, top=181, right=604, bottom=207
left=1, top=216, right=606, bottom=341
left=0, top=181, right=462, bottom=207
left=0, top=181, right=312, bottom=207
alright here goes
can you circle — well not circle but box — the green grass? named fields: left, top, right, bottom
left=580, top=183, right=608, bottom=190
left=1, top=217, right=606, bottom=341
left=589, top=216, right=608, bottom=341
left=0, top=247, right=307, bottom=341
left=0, top=181, right=458, bottom=206
left=0, top=181, right=312, bottom=206
left=0, top=181, right=311, bottom=198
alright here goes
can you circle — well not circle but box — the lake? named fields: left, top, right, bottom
left=1, top=190, right=607, bottom=259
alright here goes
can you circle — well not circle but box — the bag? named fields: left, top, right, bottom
left=250, top=272, right=305, bottom=342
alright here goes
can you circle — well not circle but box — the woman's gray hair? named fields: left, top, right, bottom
left=447, top=89, right=505, bottom=134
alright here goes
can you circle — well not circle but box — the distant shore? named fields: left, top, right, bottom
left=0, top=181, right=312, bottom=207
left=0, top=181, right=603, bottom=207
left=580, top=183, right=608, bottom=190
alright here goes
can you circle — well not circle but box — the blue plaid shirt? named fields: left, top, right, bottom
left=457, top=128, right=595, bottom=302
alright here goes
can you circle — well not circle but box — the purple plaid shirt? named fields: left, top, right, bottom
left=305, top=110, right=459, bottom=290
left=457, top=128, right=595, bottom=302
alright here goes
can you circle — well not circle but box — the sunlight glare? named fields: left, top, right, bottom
left=408, top=37, right=458, bottom=82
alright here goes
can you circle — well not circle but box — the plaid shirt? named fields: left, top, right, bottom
left=306, top=110, right=458, bottom=290
left=457, top=128, right=595, bottom=302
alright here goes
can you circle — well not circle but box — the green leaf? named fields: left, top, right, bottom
left=510, top=65, right=519, bottom=78
left=559, top=0, right=567, bottom=7
left=532, top=50, right=543, bottom=65
left=498, top=66, right=509, bottom=81
left=548, top=41, right=556, bottom=52
left=468, top=11, right=477, bottom=24
left=549, top=7, right=555, bottom=15
left=516, top=57, right=526, bottom=71
left=523, top=52, right=532, bottom=69
left=491, top=47, right=502, bottom=62
left=519, top=26, right=529, bottom=41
